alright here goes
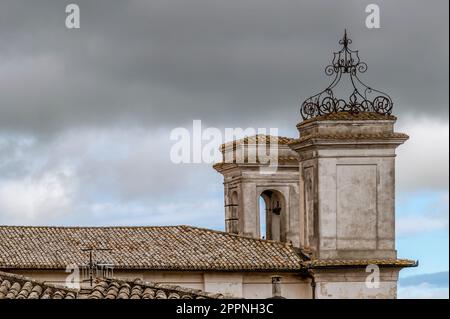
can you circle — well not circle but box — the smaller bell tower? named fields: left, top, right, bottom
left=213, top=135, right=302, bottom=247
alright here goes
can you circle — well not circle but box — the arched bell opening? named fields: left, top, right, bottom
left=259, top=190, right=285, bottom=241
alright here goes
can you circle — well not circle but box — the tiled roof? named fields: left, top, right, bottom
left=0, top=271, right=225, bottom=299
left=289, top=132, right=409, bottom=145
left=0, top=270, right=77, bottom=299
left=220, top=135, right=295, bottom=151
left=0, top=225, right=304, bottom=271
left=302, top=259, right=418, bottom=269
left=82, top=278, right=228, bottom=299
left=301, top=112, right=397, bottom=124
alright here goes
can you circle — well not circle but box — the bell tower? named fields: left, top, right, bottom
left=213, top=135, right=302, bottom=246
left=214, top=31, right=409, bottom=259
left=213, top=31, right=416, bottom=299
left=291, top=30, right=408, bottom=259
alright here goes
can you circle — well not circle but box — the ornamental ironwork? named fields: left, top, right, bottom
left=300, top=30, right=393, bottom=120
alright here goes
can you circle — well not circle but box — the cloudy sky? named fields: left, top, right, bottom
left=0, top=0, right=448, bottom=298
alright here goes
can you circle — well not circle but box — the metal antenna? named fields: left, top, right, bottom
left=81, top=247, right=113, bottom=287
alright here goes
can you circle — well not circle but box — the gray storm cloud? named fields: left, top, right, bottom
left=0, top=0, right=448, bottom=134
left=0, top=0, right=448, bottom=227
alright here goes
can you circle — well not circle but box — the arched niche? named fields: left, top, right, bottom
left=259, top=189, right=286, bottom=241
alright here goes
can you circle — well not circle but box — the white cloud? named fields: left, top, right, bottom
left=0, top=167, right=76, bottom=223
left=394, top=118, right=449, bottom=238
left=0, top=116, right=447, bottom=229
left=397, top=192, right=449, bottom=236
left=88, top=199, right=223, bottom=228
left=397, top=118, right=449, bottom=192
left=397, top=215, right=449, bottom=237
left=398, top=283, right=449, bottom=299
left=0, top=128, right=223, bottom=226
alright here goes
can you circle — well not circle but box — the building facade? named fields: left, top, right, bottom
left=0, top=33, right=417, bottom=299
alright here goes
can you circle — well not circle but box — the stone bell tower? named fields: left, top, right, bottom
left=214, top=31, right=416, bottom=298
left=289, top=112, right=408, bottom=259
left=290, top=30, right=409, bottom=260
left=213, top=135, right=302, bottom=246
left=214, top=31, right=410, bottom=259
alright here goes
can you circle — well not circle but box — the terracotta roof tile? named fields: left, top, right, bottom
left=220, top=134, right=295, bottom=151
left=301, top=112, right=397, bottom=124
left=289, top=132, right=409, bottom=145
left=213, top=155, right=299, bottom=170
left=0, top=225, right=304, bottom=271
left=0, top=270, right=78, bottom=299
left=81, top=277, right=228, bottom=299
left=0, top=271, right=225, bottom=299
left=302, top=258, right=418, bottom=269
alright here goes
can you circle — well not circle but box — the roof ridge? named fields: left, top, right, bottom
left=289, top=132, right=409, bottom=145
left=301, top=258, right=418, bottom=268
left=226, top=134, right=295, bottom=139
left=0, top=225, right=184, bottom=229
left=220, top=134, right=296, bottom=149
left=300, top=111, right=397, bottom=124
left=0, top=224, right=296, bottom=249
left=180, top=225, right=297, bottom=249
left=0, top=225, right=304, bottom=271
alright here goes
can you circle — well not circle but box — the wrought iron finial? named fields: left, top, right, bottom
left=341, top=29, right=349, bottom=48
left=300, top=31, right=393, bottom=120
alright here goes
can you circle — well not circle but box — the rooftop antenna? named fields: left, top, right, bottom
left=81, top=247, right=113, bottom=287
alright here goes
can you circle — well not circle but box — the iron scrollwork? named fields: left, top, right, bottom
left=300, top=30, right=393, bottom=121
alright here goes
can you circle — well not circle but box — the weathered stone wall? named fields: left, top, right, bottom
left=9, top=269, right=311, bottom=299
left=9, top=267, right=401, bottom=299
left=312, top=268, right=400, bottom=299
